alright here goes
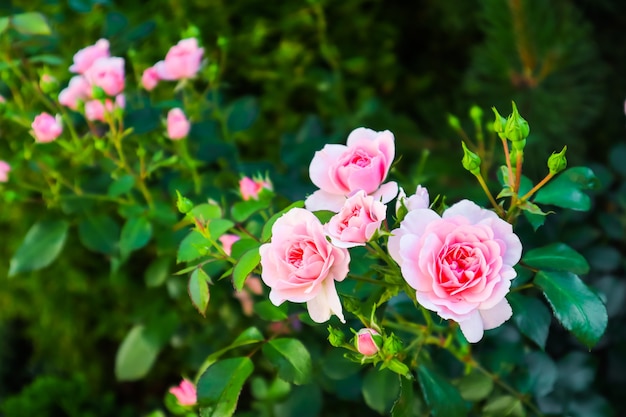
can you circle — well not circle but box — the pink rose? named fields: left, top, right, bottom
left=219, top=234, right=240, bottom=256
left=355, top=328, right=380, bottom=356
left=259, top=208, right=350, bottom=323
left=0, top=95, right=5, bottom=103
left=31, top=112, right=62, bottom=143
left=141, top=66, right=159, bottom=90
left=0, top=161, right=11, bottom=183
left=169, top=379, right=196, bottom=406
left=84, top=95, right=125, bottom=122
left=166, top=108, right=191, bottom=140
left=306, top=127, right=398, bottom=212
left=325, top=190, right=386, bottom=248
left=388, top=200, right=522, bottom=343
left=239, top=176, right=272, bottom=200
left=396, top=185, right=429, bottom=214
left=69, top=39, right=110, bottom=74
left=58, top=76, right=90, bottom=110
left=154, top=38, right=204, bottom=81
left=85, top=57, right=125, bottom=96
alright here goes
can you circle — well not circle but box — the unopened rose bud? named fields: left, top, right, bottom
left=39, top=74, right=59, bottom=94
left=176, top=190, right=194, bottom=214
left=382, top=333, right=403, bottom=355
left=548, top=145, right=567, bottom=175
left=92, top=85, right=107, bottom=99
left=469, top=105, right=483, bottom=124
left=447, top=113, right=461, bottom=132
left=461, top=141, right=481, bottom=176
left=355, top=328, right=380, bottom=356
left=328, top=326, right=345, bottom=347
left=504, top=101, right=530, bottom=144
left=492, top=107, right=507, bottom=138
left=385, top=358, right=411, bottom=377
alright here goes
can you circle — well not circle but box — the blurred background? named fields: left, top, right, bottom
left=0, top=0, right=625, bottom=416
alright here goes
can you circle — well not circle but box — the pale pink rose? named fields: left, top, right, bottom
left=356, top=328, right=380, bottom=356
left=69, top=39, right=110, bottom=74
left=396, top=185, right=429, bottom=214
left=58, top=76, right=90, bottom=110
left=84, top=95, right=125, bottom=122
left=169, top=379, right=196, bottom=406
left=325, top=190, right=386, bottom=248
left=167, top=108, right=190, bottom=140
left=84, top=57, right=125, bottom=96
left=0, top=95, right=5, bottom=103
left=234, top=276, right=264, bottom=316
left=31, top=113, right=62, bottom=143
left=388, top=200, right=522, bottom=343
left=259, top=208, right=350, bottom=323
left=239, top=176, right=272, bottom=200
left=219, top=234, right=240, bottom=256
left=245, top=275, right=264, bottom=295
left=0, top=161, right=11, bottom=183
left=141, top=66, right=159, bottom=90
left=306, top=127, right=398, bottom=212
left=154, top=38, right=204, bottom=80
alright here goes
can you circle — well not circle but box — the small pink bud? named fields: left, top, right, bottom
left=0, top=160, right=11, bottom=183
left=31, top=112, right=62, bottom=143
left=356, top=328, right=380, bottom=356
left=167, top=108, right=190, bottom=140
left=169, top=379, right=196, bottom=406
left=239, top=176, right=272, bottom=200
left=141, top=66, right=159, bottom=91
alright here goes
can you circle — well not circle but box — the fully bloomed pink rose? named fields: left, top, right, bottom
left=69, top=39, right=110, bottom=74
left=31, top=113, right=62, bottom=143
left=167, top=108, right=191, bottom=140
left=325, top=190, right=386, bottom=248
left=85, top=57, right=125, bottom=96
left=388, top=200, right=522, bottom=343
left=259, top=208, right=350, bottom=323
left=58, top=76, right=90, bottom=110
left=154, top=38, right=204, bottom=81
left=169, top=379, right=196, bottom=406
left=306, top=127, right=398, bottom=212
left=141, top=66, right=159, bottom=90
left=239, top=176, right=272, bottom=200
left=0, top=161, right=11, bottom=183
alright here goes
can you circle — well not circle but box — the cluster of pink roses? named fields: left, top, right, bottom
left=259, top=127, right=523, bottom=342
left=141, top=38, right=204, bottom=90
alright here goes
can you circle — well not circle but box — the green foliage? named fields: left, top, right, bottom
left=9, top=219, right=69, bottom=277
left=262, top=338, right=312, bottom=385
left=197, top=357, right=254, bottom=417
left=417, top=365, right=467, bottom=417
left=534, top=167, right=599, bottom=210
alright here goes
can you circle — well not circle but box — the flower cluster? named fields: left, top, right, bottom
left=259, top=127, right=523, bottom=342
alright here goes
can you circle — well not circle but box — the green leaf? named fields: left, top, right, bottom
left=115, top=325, right=161, bottom=381
left=197, top=327, right=264, bottom=377
left=78, top=215, right=120, bottom=255
left=262, top=338, right=312, bottom=385
left=29, top=55, right=65, bottom=66
left=274, top=384, right=322, bottom=417
left=226, top=96, right=259, bottom=132
left=11, top=12, right=51, bottom=35
left=417, top=365, right=467, bottom=417
left=508, top=293, right=551, bottom=349
left=254, top=300, right=288, bottom=321
left=108, top=174, right=135, bottom=197
left=482, top=396, right=525, bottom=417
left=362, top=368, right=401, bottom=414
left=391, top=377, right=419, bottom=417
left=231, top=199, right=270, bottom=223
left=233, top=247, right=261, bottom=291
left=522, top=210, right=546, bottom=231
left=262, top=201, right=305, bottom=242
left=534, top=167, right=598, bottom=211
left=119, top=216, right=152, bottom=257
left=177, top=230, right=211, bottom=263
left=524, top=351, right=557, bottom=397
left=197, top=357, right=254, bottom=417
left=456, top=370, right=494, bottom=402
left=207, top=219, right=235, bottom=239
left=189, top=268, right=211, bottom=316
left=0, top=17, right=9, bottom=34
left=230, top=238, right=261, bottom=260
left=9, top=220, right=69, bottom=277
left=191, top=203, right=222, bottom=221
left=144, top=257, right=171, bottom=287
left=535, top=271, right=607, bottom=348
left=522, top=243, right=589, bottom=274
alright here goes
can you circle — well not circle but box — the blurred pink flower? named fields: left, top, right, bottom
left=388, top=200, right=522, bottom=343
left=306, top=127, right=398, bottom=212
left=396, top=185, right=429, bottom=214
left=259, top=208, right=350, bottom=323
left=356, top=328, right=380, bottom=356
left=85, top=57, right=125, bottom=96
left=84, top=95, right=125, bottom=122
left=169, top=379, right=196, bottom=406
left=325, top=190, right=386, bottom=248
left=154, top=38, right=204, bottom=80
left=69, top=39, right=110, bottom=74
left=58, top=76, right=90, bottom=110
left=166, top=108, right=190, bottom=140
left=31, top=112, right=62, bottom=143
left=219, top=234, right=240, bottom=256
left=141, top=66, right=159, bottom=90
left=239, top=176, right=271, bottom=200
left=0, top=161, right=11, bottom=183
